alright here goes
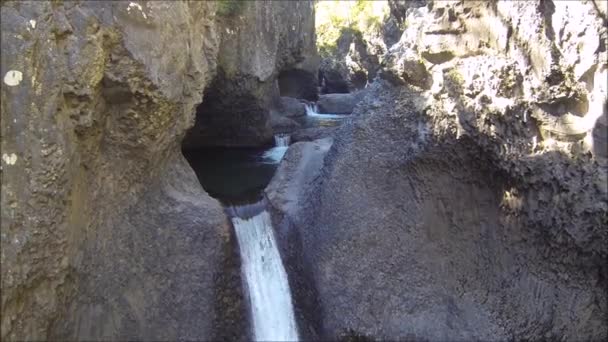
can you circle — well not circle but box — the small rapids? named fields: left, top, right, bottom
left=261, top=134, right=291, bottom=163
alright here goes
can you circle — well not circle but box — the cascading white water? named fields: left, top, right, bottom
left=262, top=134, right=290, bottom=162
left=304, top=103, right=319, bottom=116
left=305, top=103, right=348, bottom=119
left=230, top=204, right=299, bottom=342
left=274, top=134, right=291, bottom=147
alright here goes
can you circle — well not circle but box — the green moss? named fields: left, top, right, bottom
left=217, top=0, right=245, bottom=17
left=444, top=68, right=465, bottom=94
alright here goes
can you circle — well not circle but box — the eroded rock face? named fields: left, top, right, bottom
left=319, top=29, right=384, bottom=93
left=1, top=1, right=306, bottom=340
left=292, top=81, right=607, bottom=341
left=183, top=1, right=318, bottom=148
left=272, top=0, right=607, bottom=340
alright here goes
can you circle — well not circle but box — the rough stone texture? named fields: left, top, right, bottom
left=273, top=0, right=607, bottom=340
left=279, top=96, right=308, bottom=118
left=288, top=80, right=607, bottom=341
left=270, top=110, right=301, bottom=134
left=320, top=29, right=384, bottom=94
left=317, top=92, right=364, bottom=114
left=278, top=68, right=319, bottom=101
left=292, top=126, right=339, bottom=143
left=52, top=155, right=245, bottom=341
left=183, top=0, right=318, bottom=148
left=319, top=56, right=351, bottom=94
left=267, top=138, right=333, bottom=218
left=1, top=1, right=264, bottom=340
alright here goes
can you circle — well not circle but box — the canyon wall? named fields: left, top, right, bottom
left=0, top=1, right=315, bottom=340
left=273, top=0, right=607, bottom=340
left=183, top=1, right=318, bottom=148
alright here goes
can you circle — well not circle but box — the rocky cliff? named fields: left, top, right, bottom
left=271, top=0, right=607, bottom=340
left=0, top=1, right=315, bottom=340
left=183, top=1, right=318, bottom=148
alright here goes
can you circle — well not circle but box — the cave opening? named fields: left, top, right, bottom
left=181, top=66, right=327, bottom=205
left=180, top=72, right=284, bottom=204
left=278, top=69, right=319, bottom=101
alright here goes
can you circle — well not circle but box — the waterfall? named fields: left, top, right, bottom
left=262, top=134, right=290, bottom=163
left=304, top=103, right=346, bottom=119
left=229, top=203, right=299, bottom=341
left=304, top=103, right=319, bottom=116
left=274, top=134, right=291, bottom=147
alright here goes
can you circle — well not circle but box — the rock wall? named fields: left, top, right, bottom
left=274, top=0, right=607, bottom=340
left=183, top=0, right=318, bottom=148
left=319, top=28, right=384, bottom=93
left=0, top=1, right=315, bottom=340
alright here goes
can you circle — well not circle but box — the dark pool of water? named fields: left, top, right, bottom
left=184, top=112, right=348, bottom=204
left=183, top=144, right=288, bottom=204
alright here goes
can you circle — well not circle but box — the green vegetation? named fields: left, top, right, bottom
left=444, top=68, right=465, bottom=95
left=315, top=0, right=389, bottom=57
left=217, top=0, right=245, bottom=17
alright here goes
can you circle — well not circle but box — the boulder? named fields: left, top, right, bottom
left=279, top=97, right=308, bottom=117
left=292, top=126, right=339, bottom=142
left=270, top=110, right=301, bottom=134
left=183, top=0, right=318, bottom=147
left=281, top=81, right=608, bottom=340
left=317, top=93, right=364, bottom=114
left=319, top=57, right=350, bottom=94
left=0, top=0, right=317, bottom=340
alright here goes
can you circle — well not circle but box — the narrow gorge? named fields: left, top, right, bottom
left=1, top=1, right=606, bottom=341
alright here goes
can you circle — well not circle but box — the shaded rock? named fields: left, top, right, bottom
left=270, top=110, right=301, bottom=134
left=52, top=155, right=243, bottom=341
left=272, top=0, right=608, bottom=338
left=182, top=71, right=275, bottom=148
left=0, top=2, right=228, bottom=340
left=279, top=96, right=308, bottom=118
left=278, top=69, right=319, bottom=101
left=382, top=51, right=433, bottom=89
left=319, top=57, right=350, bottom=94
left=184, top=0, right=318, bottom=147
left=317, top=93, right=364, bottom=114
left=319, top=28, right=384, bottom=93
left=0, top=1, right=316, bottom=341
left=286, top=81, right=607, bottom=340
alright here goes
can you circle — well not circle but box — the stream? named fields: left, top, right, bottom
left=183, top=106, right=346, bottom=341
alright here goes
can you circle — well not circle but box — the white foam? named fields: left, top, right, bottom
left=232, top=210, right=299, bottom=341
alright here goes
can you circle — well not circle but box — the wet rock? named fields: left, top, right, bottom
left=264, top=138, right=334, bottom=340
